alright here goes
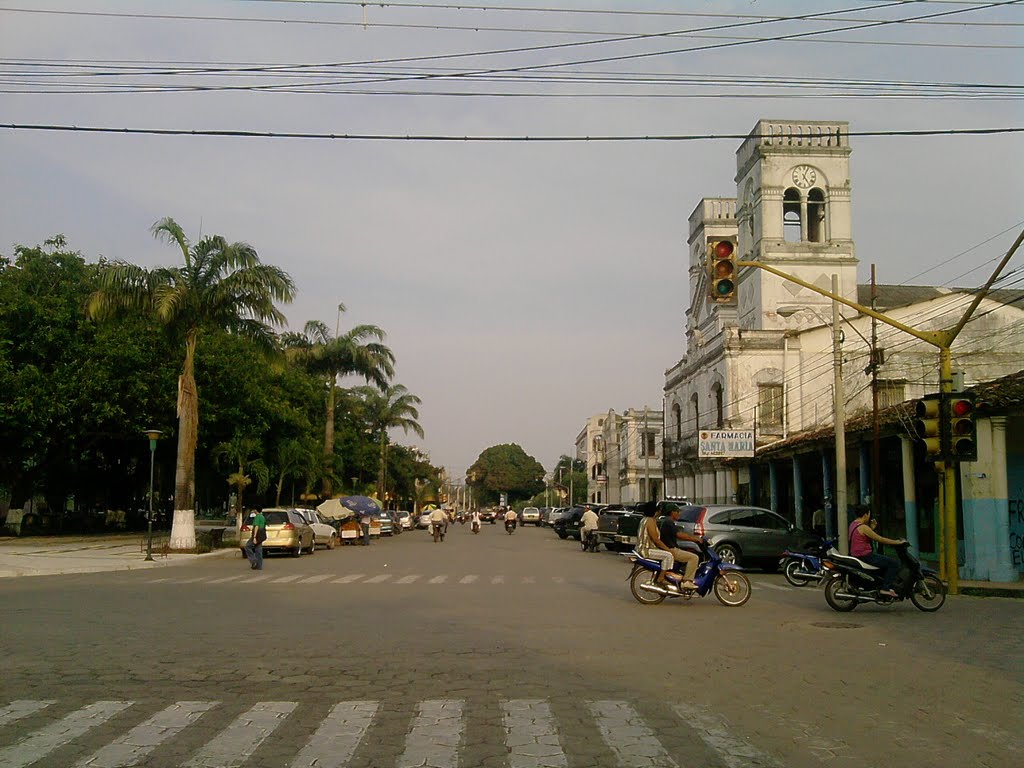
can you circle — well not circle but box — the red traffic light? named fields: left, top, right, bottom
left=714, top=240, right=734, bottom=259
left=951, top=399, right=972, bottom=417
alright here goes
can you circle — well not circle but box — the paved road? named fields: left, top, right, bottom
left=1, top=524, right=1020, bottom=767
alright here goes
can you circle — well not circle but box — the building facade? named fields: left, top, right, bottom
left=663, top=118, right=1024, bottom=581
left=578, top=408, right=663, bottom=504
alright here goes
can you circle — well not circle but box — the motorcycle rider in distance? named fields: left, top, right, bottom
left=849, top=505, right=906, bottom=599
left=636, top=503, right=681, bottom=590
left=504, top=507, right=517, bottom=531
left=658, top=505, right=699, bottom=590
left=429, top=506, right=448, bottom=541
left=470, top=508, right=481, bottom=533
left=580, top=504, right=599, bottom=550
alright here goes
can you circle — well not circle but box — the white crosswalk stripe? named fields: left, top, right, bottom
left=289, top=700, right=377, bottom=768
left=397, top=699, right=464, bottom=768
left=395, top=575, right=421, bottom=584
left=183, top=701, right=297, bottom=768
left=270, top=575, right=302, bottom=584
left=588, top=700, right=679, bottom=768
left=756, top=582, right=791, bottom=592
left=502, top=699, right=567, bottom=768
left=428, top=575, right=448, bottom=583
left=363, top=574, right=391, bottom=583
left=458, top=574, right=478, bottom=584
left=0, top=701, right=54, bottom=729
left=674, top=704, right=785, bottom=768
left=491, top=575, right=505, bottom=584
left=77, top=701, right=216, bottom=768
left=300, top=575, right=332, bottom=584
left=333, top=573, right=365, bottom=583
left=0, top=701, right=133, bottom=768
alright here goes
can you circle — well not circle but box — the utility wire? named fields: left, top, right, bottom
left=2, top=124, right=1021, bottom=141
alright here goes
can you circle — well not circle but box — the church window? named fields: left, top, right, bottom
left=758, top=385, right=784, bottom=429
left=783, top=188, right=802, bottom=243
left=673, top=402, right=682, bottom=440
left=691, top=393, right=700, bottom=433
left=807, top=188, right=826, bottom=243
left=712, top=382, right=724, bottom=428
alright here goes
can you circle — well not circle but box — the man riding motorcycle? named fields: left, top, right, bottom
left=429, top=507, right=448, bottom=542
left=580, top=504, right=600, bottom=551
left=504, top=507, right=517, bottom=532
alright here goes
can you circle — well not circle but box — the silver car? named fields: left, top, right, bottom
left=672, top=504, right=821, bottom=570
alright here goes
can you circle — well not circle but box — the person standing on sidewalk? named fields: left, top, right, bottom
left=244, top=509, right=267, bottom=570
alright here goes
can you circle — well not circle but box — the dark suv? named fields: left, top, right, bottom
left=671, top=504, right=820, bottom=570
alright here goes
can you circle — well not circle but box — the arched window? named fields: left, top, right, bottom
left=807, top=187, right=826, bottom=243
left=672, top=403, right=682, bottom=440
left=783, top=187, right=802, bottom=243
left=712, top=382, right=724, bottom=428
left=690, top=393, right=700, bottom=433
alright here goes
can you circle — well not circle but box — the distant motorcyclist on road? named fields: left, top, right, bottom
left=504, top=507, right=517, bottom=532
left=429, top=507, right=448, bottom=542
left=580, top=504, right=599, bottom=549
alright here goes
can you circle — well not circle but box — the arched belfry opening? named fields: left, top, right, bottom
left=783, top=188, right=802, bottom=243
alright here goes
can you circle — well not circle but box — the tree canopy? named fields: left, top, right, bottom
left=467, top=444, right=545, bottom=505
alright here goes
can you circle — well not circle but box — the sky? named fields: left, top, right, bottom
left=2, top=0, right=1022, bottom=477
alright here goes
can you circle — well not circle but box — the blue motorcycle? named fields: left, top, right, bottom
left=781, top=539, right=835, bottom=587
left=626, top=539, right=751, bottom=607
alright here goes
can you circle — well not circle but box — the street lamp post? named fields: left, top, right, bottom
left=142, top=429, right=162, bottom=562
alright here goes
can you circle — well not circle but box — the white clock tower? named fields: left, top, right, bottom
left=734, top=119, right=858, bottom=331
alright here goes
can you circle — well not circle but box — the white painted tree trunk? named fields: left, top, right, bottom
left=169, top=508, right=196, bottom=550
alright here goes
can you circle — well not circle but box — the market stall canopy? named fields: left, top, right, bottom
left=317, top=495, right=382, bottom=521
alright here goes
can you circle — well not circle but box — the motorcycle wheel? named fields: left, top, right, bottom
left=824, top=575, right=859, bottom=612
left=910, top=574, right=946, bottom=612
left=783, top=558, right=812, bottom=587
left=629, top=569, right=666, bottom=605
left=713, top=572, right=752, bottom=607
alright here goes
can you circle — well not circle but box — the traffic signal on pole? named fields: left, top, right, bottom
left=914, top=394, right=944, bottom=459
left=707, top=237, right=738, bottom=303
left=947, top=393, right=977, bottom=461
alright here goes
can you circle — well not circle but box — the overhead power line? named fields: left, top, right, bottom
left=2, top=124, right=1022, bottom=142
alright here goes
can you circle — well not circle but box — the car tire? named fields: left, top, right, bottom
left=327, top=534, right=336, bottom=550
left=715, top=543, right=741, bottom=565
left=308, top=537, right=316, bottom=554
left=292, top=543, right=302, bottom=557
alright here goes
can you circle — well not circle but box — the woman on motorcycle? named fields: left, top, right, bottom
left=849, top=506, right=906, bottom=598
left=636, top=503, right=682, bottom=589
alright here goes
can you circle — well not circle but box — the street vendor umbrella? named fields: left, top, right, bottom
left=336, top=495, right=382, bottom=516
left=316, top=498, right=355, bottom=521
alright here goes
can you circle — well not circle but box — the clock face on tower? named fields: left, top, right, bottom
left=792, top=165, right=817, bottom=188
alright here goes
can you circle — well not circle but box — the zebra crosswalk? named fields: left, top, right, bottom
left=143, top=573, right=577, bottom=587
left=0, top=697, right=782, bottom=768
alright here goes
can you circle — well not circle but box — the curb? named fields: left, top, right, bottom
left=960, top=585, right=1024, bottom=599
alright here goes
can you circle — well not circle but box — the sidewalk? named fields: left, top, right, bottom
left=0, top=534, right=234, bottom=578
left=959, top=579, right=1024, bottom=599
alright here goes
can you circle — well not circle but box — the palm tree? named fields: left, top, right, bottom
left=282, top=308, right=394, bottom=497
left=271, top=437, right=318, bottom=507
left=355, top=384, right=425, bottom=501
left=214, top=435, right=270, bottom=533
left=87, top=217, right=294, bottom=549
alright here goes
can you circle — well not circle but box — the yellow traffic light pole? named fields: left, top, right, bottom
left=736, top=228, right=1022, bottom=595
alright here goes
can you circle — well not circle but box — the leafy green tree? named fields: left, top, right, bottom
left=550, top=454, right=587, bottom=506
left=354, top=384, right=425, bottom=501
left=468, top=444, right=545, bottom=506
left=271, top=437, right=319, bottom=507
left=213, top=435, right=269, bottom=530
left=87, top=218, right=295, bottom=549
left=281, top=308, right=394, bottom=497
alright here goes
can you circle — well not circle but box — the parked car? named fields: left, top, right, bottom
left=376, top=511, right=397, bottom=536
left=396, top=510, right=413, bottom=530
left=417, top=511, right=432, bottom=529
left=543, top=507, right=567, bottom=527
left=239, top=508, right=315, bottom=558
left=671, top=504, right=821, bottom=570
left=520, top=507, right=541, bottom=526
left=595, top=504, right=639, bottom=551
left=553, top=506, right=587, bottom=540
left=296, top=509, right=338, bottom=550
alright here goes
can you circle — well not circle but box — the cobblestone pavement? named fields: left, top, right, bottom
left=1, top=525, right=1020, bottom=767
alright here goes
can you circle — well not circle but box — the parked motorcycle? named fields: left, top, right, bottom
left=431, top=521, right=447, bottom=543
left=782, top=539, right=835, bottom=587
left=822, top=542, right=946, bottom=612
left=581, top=529, right=601, bottom=552
left=625, top=539, right=751, bottom=607
left=505, top=518, right=517, bottom=535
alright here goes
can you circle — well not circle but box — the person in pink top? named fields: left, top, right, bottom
left=848, top=506, right=906, bottom=598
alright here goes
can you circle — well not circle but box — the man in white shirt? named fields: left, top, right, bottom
left=580, top=504, right=600, bottom=549
left=429, top=507, right=448, bottom=541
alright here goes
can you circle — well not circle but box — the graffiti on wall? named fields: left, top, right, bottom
left=1010, top=488, right=1024, bottom=570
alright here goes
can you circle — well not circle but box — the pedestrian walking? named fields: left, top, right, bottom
left=244, top=509, right=267, bottom=570
left=360, top=512, right=372, bottom=546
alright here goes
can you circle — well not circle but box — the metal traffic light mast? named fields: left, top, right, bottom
left=735, top=228, right=1023, bottom=595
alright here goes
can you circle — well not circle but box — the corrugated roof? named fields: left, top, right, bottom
left=857, top=284, right=1024, bottom=312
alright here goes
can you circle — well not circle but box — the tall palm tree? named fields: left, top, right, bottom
left=282, top=308, right=394, bottom=497
left=271, top=437, right=318, bottom=507
left=355, top=384, right=425, bottom=501
left=87, top=217, right=294, bottom=549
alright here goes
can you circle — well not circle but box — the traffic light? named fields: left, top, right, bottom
left=707, top=237, right=737, bottom=303
left=947, top=393, right=977, bottom=461
left=914, top=394, right=944, bottom=459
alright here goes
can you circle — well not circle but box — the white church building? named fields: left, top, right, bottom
left=662, top=119, right=1024, bottom=582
